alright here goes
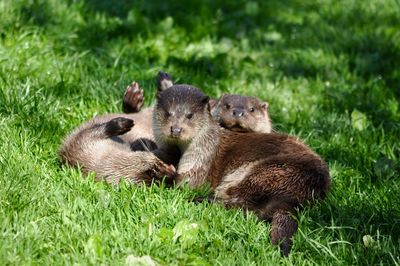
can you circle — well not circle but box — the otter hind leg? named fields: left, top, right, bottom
left=104, top=117, right=134, bottom=137
left=122, top=82, right=144, bottom=113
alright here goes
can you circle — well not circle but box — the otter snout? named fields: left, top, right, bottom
left=170, top=126, right=183, bottom=137
left=232, top=108, right=245, bottom=117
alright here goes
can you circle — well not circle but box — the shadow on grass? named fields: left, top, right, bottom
left=77, top=1, right=399, bottom=124
left=11, top=0, right=400, bottom=150
left=18, top=1, right=400, bottom=107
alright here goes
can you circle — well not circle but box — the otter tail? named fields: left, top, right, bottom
left=271, top=210, right=298, bottom=257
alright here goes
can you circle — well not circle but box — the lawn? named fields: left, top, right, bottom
left=1, top=0, right=399, bottom=265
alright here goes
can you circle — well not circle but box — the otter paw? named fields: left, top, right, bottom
left=122, top=82, right=144, bottom=113
left=156, top=163, right=177, bottom=186
left=105, top=117, right=134, bottom=136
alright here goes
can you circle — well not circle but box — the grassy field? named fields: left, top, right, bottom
left=1, top=0, right=400, bottom=265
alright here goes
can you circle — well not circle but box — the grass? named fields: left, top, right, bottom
left=1, top=0, right=399, bottom=265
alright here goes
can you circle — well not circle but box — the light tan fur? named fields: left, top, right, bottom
left=60, top=114, right=175, bottom=185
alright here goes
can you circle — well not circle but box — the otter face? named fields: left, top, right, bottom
left=154, top=85, right=210, bottom=145
left=211, top=94, right=272, bottom=133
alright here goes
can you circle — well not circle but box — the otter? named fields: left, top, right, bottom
left=152, top=84, right=331, bottom=256
left=59, top=115, right=176, bottom=185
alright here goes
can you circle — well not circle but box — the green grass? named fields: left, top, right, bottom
left=1, top=0, right=400, bottom=265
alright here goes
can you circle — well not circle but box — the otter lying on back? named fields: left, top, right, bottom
left=152, top=84, right=331, bottom=256
left=59, top=89, right=176, bottom=185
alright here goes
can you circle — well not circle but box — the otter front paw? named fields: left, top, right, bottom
left=162, top=164, right=177, bottom=186
left=122, top=82, right=144, bottom=113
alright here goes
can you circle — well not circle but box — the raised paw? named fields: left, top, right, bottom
left=122, top=82, right=144, bottom=113
left=105, top=117, right=134, bottom=136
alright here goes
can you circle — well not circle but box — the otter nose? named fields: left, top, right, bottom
left=232, top=109, right=245, bottom=117
left=171, top=126, right=182, bottom=136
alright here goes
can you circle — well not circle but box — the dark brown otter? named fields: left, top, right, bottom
left=59, top=116, right=176, bottom=185
left=153, top=84, right=331, bottom=256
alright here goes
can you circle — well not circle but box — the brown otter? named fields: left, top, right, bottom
left=152, top=84, right=331, bottom=256
left=59, top=115, right=176, bottom=185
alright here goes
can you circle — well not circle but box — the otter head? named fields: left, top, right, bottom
left=211, top=94, right=272, bottom=133
left=153, top=72, right=210, bottom=148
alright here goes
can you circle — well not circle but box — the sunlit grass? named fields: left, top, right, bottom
left=0, top=0, right=399, bottom=265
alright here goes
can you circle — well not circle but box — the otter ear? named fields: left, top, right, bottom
left=201, top=95, right=211, bottom=111
left=202, top=95, right=210, bottom=104
left=261, top=102, right=269, bottom=110
left=157, top=71, right=173, bottom=92
left=209, top=95, right=224, bottom=112
left=208, top=99, right=218, bottom=110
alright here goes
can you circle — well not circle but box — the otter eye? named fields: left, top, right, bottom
left=225, top=104, right=231, bottom=109
left=186, top=113, right=193, bottom=119
left=249, top=107, right=255, bottom=112
left=165, top=111, right=171, bottom=117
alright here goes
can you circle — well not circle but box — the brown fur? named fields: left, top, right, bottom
left=211, top=94, right=272, bottom=133
left=153, top=84, right=331, bottom=256
left=59, top=116, right=176, bottom=185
